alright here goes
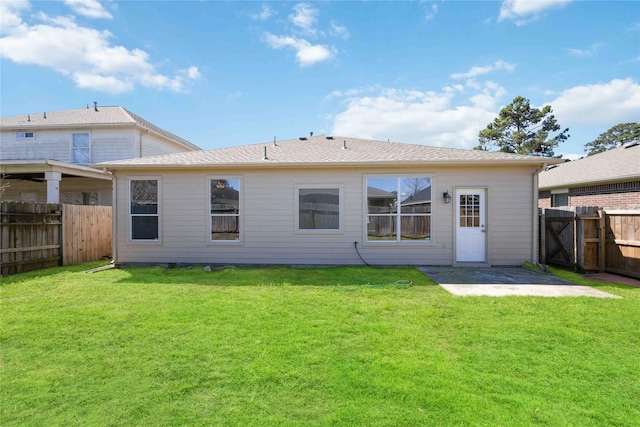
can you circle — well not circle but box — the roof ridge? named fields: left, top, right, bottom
left=120, top=107, right=199, bottom=150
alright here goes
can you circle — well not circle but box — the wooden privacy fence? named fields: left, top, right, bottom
left=1, top=202, right=112, bottom=276
left=540, top=207, right=640, bottom=279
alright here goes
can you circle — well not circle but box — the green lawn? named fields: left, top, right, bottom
left=1, top=263, right=638, bottom=426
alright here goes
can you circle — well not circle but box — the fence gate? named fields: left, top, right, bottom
left=542, top=210, right=575, bottom=268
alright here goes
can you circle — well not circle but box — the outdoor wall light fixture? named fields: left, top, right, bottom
left=443, top=191, right=452, bottom=203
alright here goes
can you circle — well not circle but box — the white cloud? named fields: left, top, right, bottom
left=0, top=1, right=30, bottom=32
left=251, top=4, right=275, bottom=21
left=330, top=82, right=507, bottom=148
left=64, top=0, right=112, bottom=19
left=451, top=61, right=516, bottom=80
left=499, top=0, right=573, bottom=25
left=566, top=43, right=604, bottom=57
left=0, top=4, right=200, bottom=94
left=289, top=3, right=318, bottom=35
left=263, top=32, right=334, bottom=67
left=425, top=3, right=438, bottom=21
left=329, top=21, right=350, bottom=39
left=226, top=91, right=242, bottom=101
left=549, top=78, right=640, bottom=126
left=74, top=72, right=132, bottom=92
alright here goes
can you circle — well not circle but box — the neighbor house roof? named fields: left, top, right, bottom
left=539, top=141, right=640, bottom=190
left=0, top=106, right=200, bottom=151
left=96, top=135, right=562, bottom=170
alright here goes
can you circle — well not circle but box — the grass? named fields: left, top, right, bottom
left=1, top=262, right=638, bottom=426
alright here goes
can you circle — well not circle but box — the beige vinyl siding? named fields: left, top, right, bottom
left=91, top=129, right=135, bottom=162
left=1, top=130, right=70, bottom=161
left=484, top=166, right=536, bottom=265
left=141, top=134, right=190, bottom=157
left=114, top=165, right=536, bottom=266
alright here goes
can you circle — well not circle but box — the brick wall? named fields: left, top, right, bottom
left=538, top=191, right=552, bottom=209
left=538, top=180, right=640, bottom=210
left=569, top=191, right=640, bottom=209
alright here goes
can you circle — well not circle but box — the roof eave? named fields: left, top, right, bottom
left=540, top=174, right=640, bottom=190
left=97, top=158, right=557, bottom=171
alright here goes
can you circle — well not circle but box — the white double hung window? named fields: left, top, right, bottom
left=72, top=132, right=91, bottom=164
left=210, top=178, right=241, bottom=242
left=366, top=176, right=432, bottom=242
left=130, top=179, right=159, bottom=241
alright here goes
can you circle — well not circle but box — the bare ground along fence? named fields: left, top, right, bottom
left=1, top=202, right=112, bottom=276
left=540, top=207, right=640, bottom=279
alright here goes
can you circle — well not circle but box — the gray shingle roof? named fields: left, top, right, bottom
left=0, top=106, right=200, bottom=151
left=97, top=135, right=560, bottom=169
left=538, top=142, right=640, bottom=189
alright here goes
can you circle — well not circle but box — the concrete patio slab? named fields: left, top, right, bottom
left=419, top=267, right=621, bottom=298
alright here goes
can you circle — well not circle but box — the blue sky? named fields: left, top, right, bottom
left=1, top=0, right=639, bottom=159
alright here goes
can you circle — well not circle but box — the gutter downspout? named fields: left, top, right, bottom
left=532, top=163, right=547, bottom=264
left=111, top=170, right=118, bottom=265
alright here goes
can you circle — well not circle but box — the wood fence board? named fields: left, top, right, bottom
left=605, top=211, right=640, bottom=279
left=541, top=207, right=640, bottom=279
left=1, top=202, right=112, bottom=276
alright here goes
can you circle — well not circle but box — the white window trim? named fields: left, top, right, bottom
left=294, top=184, right=344, bottom=235
left=363, top=174, right=435, bottom=246
left=71, top=132, right=92, bottom=164
left=128, top=176, right=161, bottom=243
left=207, top=175, right=243, bottom=245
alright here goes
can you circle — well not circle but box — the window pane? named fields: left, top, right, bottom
left=211, top=179, right=240, bottom=214
left=459, top=193, right=481, bottom=228
left=400, top=178, right=431, bottom=214
left=367, top=178, right=397, bottom=214
left=400, top=215, right=431, bottom=240
left=211, top=216, right=239, bottom=241
left=72, top=133, right=90, bottom=163
left=299, top=188, right=339, bottom=230
left=367, top=215, right=396, bottom=240
left=131, top=180, right=158, bottom=214
left=132, top=216, right=158, bottom=240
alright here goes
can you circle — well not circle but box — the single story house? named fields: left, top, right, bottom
left=98, top=135, right=561, bottom=267
left=538, top=141, right=640, bottom=210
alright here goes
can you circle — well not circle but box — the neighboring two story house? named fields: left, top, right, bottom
left=0, top=105, right=200, bottom=205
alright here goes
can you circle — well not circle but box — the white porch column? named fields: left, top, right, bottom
left=44, top=171, right=62, bottom=204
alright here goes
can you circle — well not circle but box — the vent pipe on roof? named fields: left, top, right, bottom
left=94, top=101, right=98, bottom=112
left=27, top=115, right=31, bottom=122
left=273, top=136, right=277, bottom=147
left=310, top=131, right=313, bottom=137
left=43, top=112, right=46, bottom=119
left=343, top=140, right=347, bottom=150
left=262, top=146, right=269, bottom=161
left=326, top=136, right=334, bottom=140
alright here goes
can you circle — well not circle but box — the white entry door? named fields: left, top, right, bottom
left=456, top=189, right=486, bottom=262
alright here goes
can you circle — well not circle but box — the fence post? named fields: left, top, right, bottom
left=576, top=215, right=584, bottom=273
left=598, top=210, right=606, bottom=273
left=539, top=212, right=546, bottom=264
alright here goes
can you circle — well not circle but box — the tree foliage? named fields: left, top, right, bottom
left=583, top=122, right=640, bottom=156
left=475, top=96, right=569, bottom=157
